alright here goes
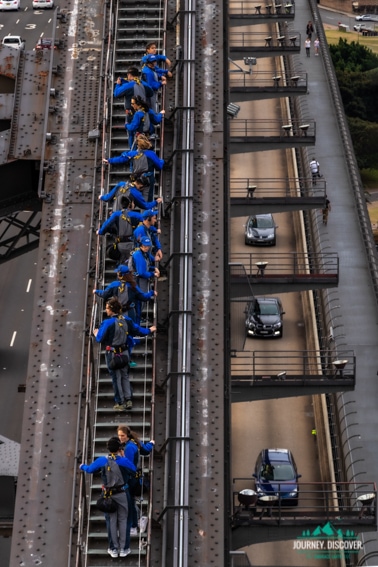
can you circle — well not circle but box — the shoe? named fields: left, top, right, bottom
left=139, top=516, right=148, bottom=533
left=113, top=403, right=125, bottom=411
left=130, top=527, right=138, bottom=536
left=149, top=133, right=158, bottom=140
left=108, top=548, right=118, bottom=558
left=129, top=361, right=137, bottom=368
left=124, top=399, right=133, bottom=410
left=119, top=548, right=131, bottom=557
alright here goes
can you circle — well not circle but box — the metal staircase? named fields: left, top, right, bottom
left=84, top=0, right=167, bottom=564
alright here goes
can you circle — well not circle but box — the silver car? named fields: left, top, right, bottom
left=245, top=213, right=277, bottom=246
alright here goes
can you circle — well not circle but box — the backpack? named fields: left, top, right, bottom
left=133, top=81, right=146, bottom=100
left=113, top=185, right=131, bottom=212
left=132, top=151, right=149, bottom=175
left=104, top=456, right=124, bottom=488
left=118, top=210, right=134, bottom=241
left=141, top=111, right=150, bottom=134
left=112, top=316, right=128, bottom=347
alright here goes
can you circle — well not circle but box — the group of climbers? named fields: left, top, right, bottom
left=81, top=42, right=171, bottom=558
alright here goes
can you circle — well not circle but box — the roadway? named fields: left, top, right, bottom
left=0, top=4, right=54, bottom=49
left=229, top=43, right=324, bottom=564
left=229, top=0, right=378, bottom=562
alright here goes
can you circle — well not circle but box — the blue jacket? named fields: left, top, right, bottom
left=94, top=280, right=154, bottom=304
left=130, top=249, right=156, bottom=280
left=129, top=186, right=160, bottom=210
left=98, top=208, right=143, bottom=236
left=107, top=149, right=164, bottom=171
left=125, top=109, right=149, bottom=135
left=113, top=79, right=153, bottom=101
left=124, top=439, right=154, bottom=467
left=133, top=224, right=162, bottom=252
left=95, top=314, right=151, bottom=346
left=126, top=109, right=163, bottom=134
left=142, top=65, right=169, bottom=91
left=80, top=454, right=136, bottom=475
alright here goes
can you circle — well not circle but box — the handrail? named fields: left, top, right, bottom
left=230, top=349, right=356, bottom=379
left=229, top=176, right=325, bottom=198
left=230, top=251, right=338, bottom=276
left=229, top=71, right=307, bottom=89
left=229, top=118, right=316, bottom=137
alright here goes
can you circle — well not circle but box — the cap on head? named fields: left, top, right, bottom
left=107, top=436, right=121, bottom=453
left=142, top=209, right=158, bottom=220
left=115, top=265, right=129, bottom=274
left=146, top=54, right=158, bottom=63
left=140, top=236, right=152, bottom=247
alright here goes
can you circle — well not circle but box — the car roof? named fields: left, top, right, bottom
left=248, top=213, right=273, bottom=220
left=263, top=448, right=291, bottom=462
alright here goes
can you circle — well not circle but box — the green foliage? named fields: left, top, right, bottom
left=347, top=117, right=378, bottom=169
left=329, top=38, right=378, bottom=169
left=329, top=38, right=378, bottom=72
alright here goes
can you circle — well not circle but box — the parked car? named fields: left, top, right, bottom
left=245, top=213, right=277, bottom=246
left=253, top=448, right=301, bottom=505
left=0, top=0, right=20, bottom=10
left=35, top=37, right=56, bottom=50
left=353, top=23, right=368, bottom=31
left=32, top=0, right=54, bottom=8
left=2, top=35, right=25, bottom=49
left=355, top=14, right=377, bottom=21
left=245, top=297, right=285, bottom=338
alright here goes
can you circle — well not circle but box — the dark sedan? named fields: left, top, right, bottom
left=253, top=448, right=301, bottom=505
left=244, top=213, right=277, bottom=246
left=245, top=297, right=284, bottom=338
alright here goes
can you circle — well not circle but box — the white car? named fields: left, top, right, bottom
left=0, top=0, right=20, bottom=10
left=32, top=0, right=54, bottom=8
left=355, top=14, right=376, bottom=21
left=2, top=35, right=25, bottom=49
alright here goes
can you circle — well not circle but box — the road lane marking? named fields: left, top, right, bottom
left=10, top=331, right=17, bottom=347
left=26, top=279, right=32, bottom=293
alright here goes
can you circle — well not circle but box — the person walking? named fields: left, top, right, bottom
left=133, top=209, right=163, bottom=262
left=125, top=96, right=164, bottom=149
left=93, top=265, right=157, bottom=323
left=93, top=298, right=156, bottom=411
left=310, top=158, right=322, bottom=183
left=306, top=20, right=314, bottom=39
left=97, top=196, right=142, bottom=262
left=117, top=425, right=155, bottom=535
left=322, top=195, right=332, bottom=225
left=305, top=37, right=311, bottom=57
left=314, top=37, right=320, bottom=56
left=113, top=67, right=153, bottom=116
left=141, top=54, right=171, bottom=110
left=80, top=437, right=136, bottom=558
left=141, top=41, right=172, bottom=68
left=103, top=135, right=164, bottom=202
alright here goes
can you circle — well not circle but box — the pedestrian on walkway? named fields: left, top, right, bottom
left=314, top=37, right=320, bottom=56
left=305, top=37, right=311, bottom=57
left=310, top=158, right=322, bottom=183
left=322, top=195, right=331, bottom=225
left=306, top=20, right=314, bottom=39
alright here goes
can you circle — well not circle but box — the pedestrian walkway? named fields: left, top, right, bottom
left=297, top=0, right=378, bottom=555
